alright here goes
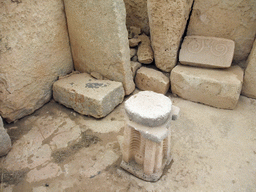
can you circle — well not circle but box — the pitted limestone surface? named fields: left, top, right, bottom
left=125, top=91, right=172, bottom=127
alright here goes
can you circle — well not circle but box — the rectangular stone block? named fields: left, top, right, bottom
left=148, top=0, right=193, bottom=72
left=53, top=73, right=125, bottom=118
left=187, top=0, right=256, bottom=64
left=171, top=65, right=243, bottom=109
left=0, top=0, right=73, bottom=122
left=179, top=36, right=235, bottom=68
left=242, top=39, right=256, bottom=99
left=64, top=0, right=135, bottom=95
left=135, top=67, right=170, bottom=94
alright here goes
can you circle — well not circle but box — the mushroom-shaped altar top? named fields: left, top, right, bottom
left=124, top=91, right=172, bottom=127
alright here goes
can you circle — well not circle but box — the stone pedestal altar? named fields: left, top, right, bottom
left=120, top=91, right=180, bottom=181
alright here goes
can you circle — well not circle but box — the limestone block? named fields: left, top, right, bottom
left=179, top=36, right=235, bottom=68
left=124, top=91, right=172, bottom=127
left=128, top=26, right=142, bottom=39
left=130, top=61, right=142, bottom=79
left=171, top=65, right=243, bottom=109
left=64, top=0, right=135, bottom=95
left=137, top=34, right=154, bottom=64
left=187, top=0, right=256, bottom=64
left=0, top=117, right=11, bottom=157
left=0, top=0, right=73, bottom=122
left=242, top=40, right=256, bottom=99
left=53, top=73, right=125, bottom=118
left=135, top=67, right=170, bottom=94
left=124, top=0, right=149, bottom=35
left=148, top=0, right=193, bottom=72
left=129, top=38, right=141, bottom=48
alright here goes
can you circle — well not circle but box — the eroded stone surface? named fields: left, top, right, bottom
left=135, top=67, right=170, bottom=94
left=53, top=73, right=125, bottom=118
left=171, top=65, right=243, bottom=109
left=137, top=34, right=154, bottom=64
left=242, top=39, right=256, bottom=99
left=187, top=0, right=256, bottom=64
left=125, top=91, right=172, bottom=127
left=148, top=0, right=193, bottom=72
left=124, top=0, right=149, bottom=35
left=64, top=0, right=135, bottom=95
left=0, top=0, right=73, bottom=122
left=179, top=36, right=235, bottom=68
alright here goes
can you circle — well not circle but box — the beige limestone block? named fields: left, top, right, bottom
left=0, top=0, right=73, bottom=122
left=179, top=36, right=235, bottom=68
left=187, top=0, right=256, bottom=64
left=171, top=65, right=243, bottom=109
left=148, top=0, right=193, bottom=72
left=135, top=67, right=170, bottom=94
left=64, top=0, right=135, bottom=95
left=242, top=40, right=256, bottom=99
left=129, top=38, right=141, bottom=48
left=137, top=34, right=154, bottom=64
left=53, top=73, right=125, bottom=118
left=124, top=0, right=149, bottom=35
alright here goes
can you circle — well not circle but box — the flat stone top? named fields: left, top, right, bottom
left=179, top=36, right=235, bottom=68
left=125, top=91, right=172, bottom=127
left=54, top=73, right=124, bottom=101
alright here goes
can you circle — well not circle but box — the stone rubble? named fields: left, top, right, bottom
left=137, top=34, right=154, bottom=64
left=64, top=0, right=135, bottom=95
left=130, top=48, right=137, bottom=59
left=128, top=26, right=142, bottom=39
left=53, top=73, right=125, bottom=118
left=148, top=0, right=194, bottom=72
left=179, top=36, right=235, bottom=68
left=135, top=67, right=170, bottom=95
left=129, top=38, right=142, bottom=48
left=0, top=116, right=11, bottom=157
left=242, top=39, right=256, bottom=99
left=187, top=0, right=256, bottom=65
left=171, top=65, right=244, bottom=109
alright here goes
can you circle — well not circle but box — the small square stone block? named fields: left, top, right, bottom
left=179, top=36, right=235, bottom=68
left=53, top=73, right=125, bottom=118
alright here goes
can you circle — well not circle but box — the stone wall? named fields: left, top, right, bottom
left=0, top=0, right=73, bottom=122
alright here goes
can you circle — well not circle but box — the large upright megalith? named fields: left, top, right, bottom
left=64, top=0, right=135, bottom=95
left=0, top=0, right=73, bottom=122
left=147, top=0, right=193, bottom=72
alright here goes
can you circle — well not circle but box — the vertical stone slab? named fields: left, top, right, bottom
left=64, top=0, right=135, bottom=95
left=242, top=39, right=256, bottom=99
left=0, top=1, right=73, bottom=122
left=147, top=0, right=193, bottom=72
left=187, top=0, right=256, bottom=65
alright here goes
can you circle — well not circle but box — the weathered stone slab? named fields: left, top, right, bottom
left=53, top=73, right=125, bottom=118
left=0, top=0, right=73, bottom=122
left=242, top=39, right=256, bottom=99
left=171, top=65, right=243, bottom=109
left=135, top=67, right=170, bottom=94
left=64, top=0, right=135, bottom=95
left=148, top=0, right=193, bottom=72
left=124, top=0, right=149, bottom=35
left=137, top=34, right=154, bottom=64
left=124, top=91, right=172, bottom=127
left=179, top=36, right=235, bottom=68
left=187, top=0, right=256, bottom=65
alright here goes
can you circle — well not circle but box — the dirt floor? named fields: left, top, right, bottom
left=0, top=91, right=256, bottom=192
